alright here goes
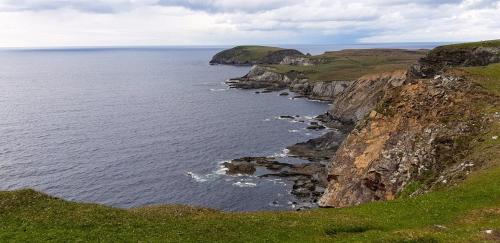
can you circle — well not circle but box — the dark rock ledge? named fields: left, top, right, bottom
left=222, top=156, right=327, bottom=208
left=221, top=114, right=354, bottom=209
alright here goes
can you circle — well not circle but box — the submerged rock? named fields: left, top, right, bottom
left=223, top=157, right=290, bottom=175
left=223, top=156, right=328, bottom=204
left=307, top=125, right=326, bottom=130
left=223, top=160, right=256, bottom=175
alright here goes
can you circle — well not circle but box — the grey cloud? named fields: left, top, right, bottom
left=156, top=0, right=297, bottom=13
left=461, top=0, right=499, bottom=9
left=0, top=0, right=129, bottom=13
left=0, top=0, right=294, bottom=13
left=2, top=0, right=492, bottom=15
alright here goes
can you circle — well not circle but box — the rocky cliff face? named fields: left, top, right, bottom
left=290, top=80, right=351, bottom=101
left=280, top=56, right=315, bottom=66
left=325, top=70, right=407, bottom=124
left=260, top=49, right=305, bottom=65
left=224, top=43, right=499, bottom=209
left=318, top=44, right=499, bottom=208
left=411, top=45, right=500, bottom=77
left=319, top=75, right=487, bottom=207
left=227, top=65, right=352, bottom=101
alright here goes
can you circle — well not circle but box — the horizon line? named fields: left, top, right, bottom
left=0, top=41, right=454, bottom=50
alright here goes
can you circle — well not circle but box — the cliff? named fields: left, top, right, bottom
left=319, top=40, right=500, bottom=207
left=223, top=43, right=499, bottom=209
left=227, top=65, right=351, bottom=101
left=226, top=49, right=425, bottom=101
left=209, top=46, right=304, bottom=65
left=411, top=40, right=500, bottom=77
left=325, top=70, right=407, bottom=124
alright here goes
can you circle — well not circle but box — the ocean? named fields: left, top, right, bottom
left=0, top=43, right=442, bottom=211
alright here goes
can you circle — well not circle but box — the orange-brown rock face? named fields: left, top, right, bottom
left=319, top=73, right=485, bottom=207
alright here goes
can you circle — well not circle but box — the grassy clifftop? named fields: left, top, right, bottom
left=209, top=46, right=303, bottom=65
left=267, top=49, right=427, bottom=81
left=443, top=40, right=500, bottom=49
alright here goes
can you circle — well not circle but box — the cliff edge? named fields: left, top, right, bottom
left=319, top=40, right=500, bottom=207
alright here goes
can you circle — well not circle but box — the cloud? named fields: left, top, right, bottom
left=0, top=0, right=133, bottom=13
left=156, top=0, right=301, bottom=13
left=0, top=0, right=498, bottom=47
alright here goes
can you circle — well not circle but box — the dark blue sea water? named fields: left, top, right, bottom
left=0, top=44, right=443, bottom=211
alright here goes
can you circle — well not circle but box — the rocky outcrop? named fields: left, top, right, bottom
left=227, top=65, right=352, bottom=101
left=315, top=42, right=500, bottom=208
left=222, top=156, right=327, bottom=204
left=223, top=157, right=290, bottom=175
left=411, top=45, right=500, bottom=77
left=319, top=74, right=487, bottom=207
left=287, top=130, right=347, bottom=162
left=226, top=65, right=298, bottom=90
left=290, top=80, right=351, bottom=101
left=325, top=70, right=408, bottom=123
left=210, top=46, right=304, bottom=65
left=260, top=49, right=305, bottom=64
left=280, top=56, right=314, bottom=66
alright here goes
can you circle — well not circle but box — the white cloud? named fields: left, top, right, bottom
left=0, top=0, right=499, bottom=47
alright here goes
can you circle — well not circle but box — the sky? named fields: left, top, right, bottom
left=0, top=0, right=499, bottom=47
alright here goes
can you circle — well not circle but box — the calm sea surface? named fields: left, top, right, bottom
left=0, top=44, right=442, bottom=211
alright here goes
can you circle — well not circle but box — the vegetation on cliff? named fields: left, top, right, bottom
left=413, top=40, right=500, bottom=77
left=462, top=63, right=500, bottom=96
left=209, top=46, right=304, bottom=65
left=267, top=49, right=427, bottom=81
left=444, top=39, right=500, bottom=49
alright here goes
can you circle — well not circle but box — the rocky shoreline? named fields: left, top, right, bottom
left=222, top=156, right=327, bottom=208
left=216, top=41, right=500, bottom=210
left=222, top=67, right=355, bottom=209
left=220, top=112, right=349, bottom=209
left=226, top=65, right=352, bottom=101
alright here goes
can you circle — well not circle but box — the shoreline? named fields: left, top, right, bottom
left=220, top=77, right=353, bottom=210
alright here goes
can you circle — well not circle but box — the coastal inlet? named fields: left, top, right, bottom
left=0, top=47, right=332, bottom=211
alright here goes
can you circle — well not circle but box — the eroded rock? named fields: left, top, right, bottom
left=223, top=156, right=328, bottom=203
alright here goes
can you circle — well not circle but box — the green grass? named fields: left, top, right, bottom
left=442, top=39, right=500, bottom=49
left=215, top=45, right=284, bottom=63
left=267, top=49, right=427, bottom=81
left=462, top=63, right=500, bottom=96
left=0, top=164, right=499, bottom=242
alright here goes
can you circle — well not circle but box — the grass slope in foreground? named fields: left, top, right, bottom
left=1, top=65, right=499, bottom=242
